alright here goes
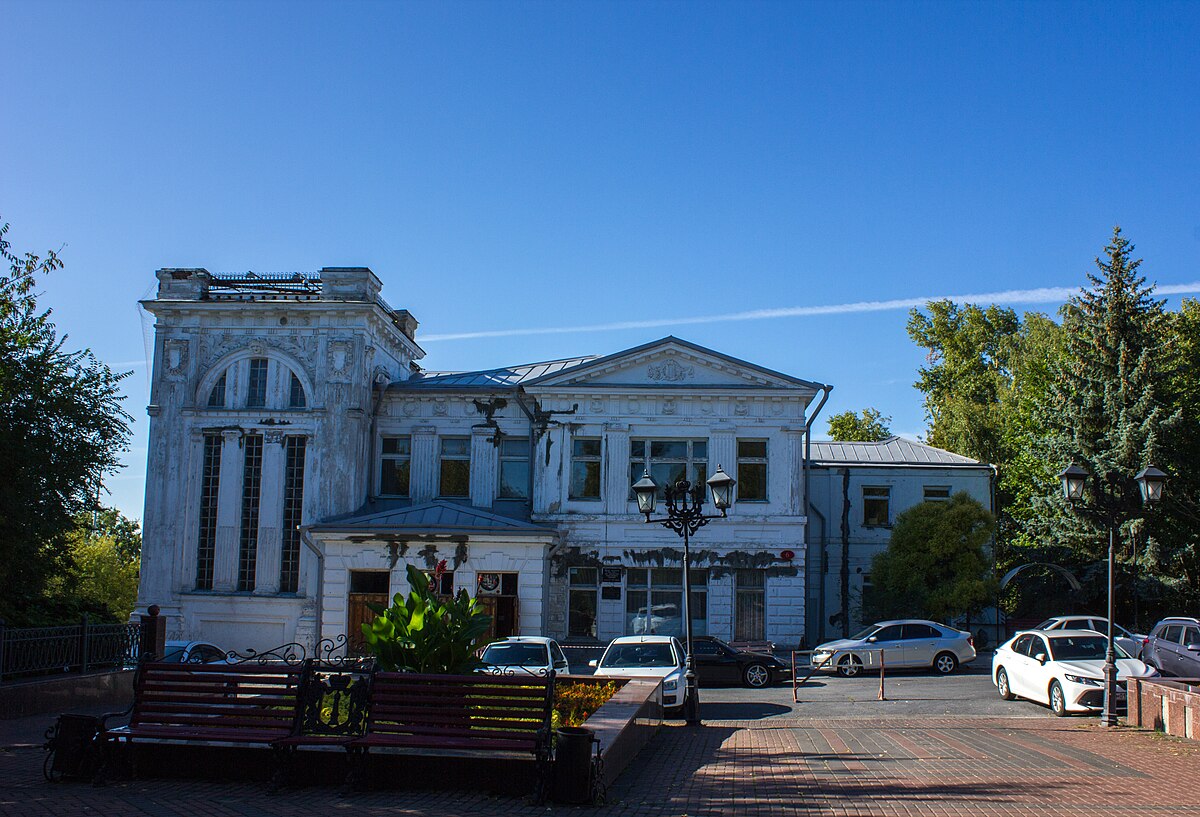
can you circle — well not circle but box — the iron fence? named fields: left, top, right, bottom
left=0, top=618, right=140, bottom=682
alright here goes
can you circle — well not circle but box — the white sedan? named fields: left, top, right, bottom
left=479, top=636, right=571, bottom=677
left=590, top=635, right=687, bottom=710
left=992, top=629, right=1158, bottom=716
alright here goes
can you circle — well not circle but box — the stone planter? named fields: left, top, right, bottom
left=1126, top=676, right=1200, bottom=739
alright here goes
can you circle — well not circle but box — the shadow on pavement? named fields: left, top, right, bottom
left=699, top=702, right=794, bottom=720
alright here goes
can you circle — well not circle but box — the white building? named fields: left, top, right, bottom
left=136, top=267, right=992, bottom=652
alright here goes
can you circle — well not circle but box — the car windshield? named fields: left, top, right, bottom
left=600, top=643, right=676, bottom=668
left=1033, top=619, right=1058, bottom=630
left=481, top=643, right=548, bottom=667
left=1047, top=635, right=1130, bottom=661
left=849, top=626, right=879, bottom=641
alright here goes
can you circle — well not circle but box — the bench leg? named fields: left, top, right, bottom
left=268, top=745, right=294, bottom=793
left=341, top=747, right=366, bottom=796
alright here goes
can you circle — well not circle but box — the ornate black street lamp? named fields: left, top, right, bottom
left=1058, top=462, right=1167, bottom=727
left=632, top=465, right=736, bottom=727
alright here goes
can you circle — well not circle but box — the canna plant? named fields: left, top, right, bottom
left=361, top=561, right=493, bottom=674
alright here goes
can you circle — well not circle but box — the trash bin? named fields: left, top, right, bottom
left=553, top=726, right=595, bottom=804
left=44, top=713, right=102, bottom=781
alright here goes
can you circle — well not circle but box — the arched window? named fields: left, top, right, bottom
left=207, top=373, right=227, bottom=408
left=288, top=372, right=306, bottom=408
left=198, top=355, right=310, bottom=411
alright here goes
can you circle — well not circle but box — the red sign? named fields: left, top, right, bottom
left=781, top=549, right=795, bottom=561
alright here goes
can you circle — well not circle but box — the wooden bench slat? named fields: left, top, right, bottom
left=352, top=733, right=537, bottom=751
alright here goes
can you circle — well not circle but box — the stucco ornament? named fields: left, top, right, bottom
left=647, top=359, right=694, bottom=382
left=662, top=399, right=678, bottom=415
left=163, top=339, right=189, bottom=377
left=327, top=338, right=355, bottom=381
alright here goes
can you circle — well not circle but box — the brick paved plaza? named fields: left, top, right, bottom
left=3, top=715, right=1198, bottom=816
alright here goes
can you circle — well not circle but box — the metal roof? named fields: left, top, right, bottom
left=309, top=500, right=556, bottom=535
left=808, top=437, right=987, bottom=467
left=396, top=356, right=599, bottom=390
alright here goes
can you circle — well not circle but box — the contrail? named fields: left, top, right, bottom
left=421, top=282, right=1200, bottom=342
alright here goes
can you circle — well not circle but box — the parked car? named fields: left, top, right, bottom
left=1034, top=615, right=1145, bottom=659
left=590, top=635, right=687, bottom=711
left=689, top=635, right=790, bottom=688
left=1141, top=617, right=1200, bottom=677
left=810, top=620, right=976, bottom=677
left=159, top=640, right=229, bottom=664
left=479, top=636, right=571, bottom=677
left=991, top=629, right=1158, bottom=716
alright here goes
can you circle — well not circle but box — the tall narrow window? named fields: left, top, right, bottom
left=246, top=358, right=268, bottom=408
left=734, top=569, right=766, bottom=642
left=237, top=434, right=264, bottom=591
left=288, top=372, right=306, bottom=408
left=196, top=434, right=222, bottom=590
left=279, top=436, right=307, bottom=594
left=380, top=436, right=411, bottom=497
left=568, top=567, right=598, bottom=638
left=569, top=438, right=601, bottom=500
left=438, top=437, right=470, bottom=497
left=629, top=439, right=707, bottom=498
left=498, top=437, right=530, bottom=499
left=207, top=373, right=226, bottom=408
left=736, top=440, right=768, bottom=502
left=863, top=486, right=891, bottom=526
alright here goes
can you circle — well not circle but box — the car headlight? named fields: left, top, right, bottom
left=1063, top=673, right=1101, bottom=686
left=663, top=679, right=678, bottom=691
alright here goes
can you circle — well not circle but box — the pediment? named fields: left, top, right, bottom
left=523, top=337, right=824, bottom=392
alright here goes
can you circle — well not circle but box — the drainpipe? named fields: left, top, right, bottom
left=802, top=385, right=831, bottom=646
left=301, top=527, right=325, bottom=645
left=364, top=373, right=390, bottom=506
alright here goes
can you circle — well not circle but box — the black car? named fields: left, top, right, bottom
left=689, top=635, right=790, bottom=688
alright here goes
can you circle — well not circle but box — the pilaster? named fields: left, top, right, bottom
left=603, top=424, right=630, bottom=515
left=409, top=426, right=437, bottom=503
left=470, top=427, right=498, bottom=507
left=255, top=430, right=287, bottom=594
left=213, top=429, right=245, bottom=592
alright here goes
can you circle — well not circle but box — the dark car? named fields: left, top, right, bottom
left=689, top=635, right=789, bottom=688
left=1143, top=617, right=1200, bottom=677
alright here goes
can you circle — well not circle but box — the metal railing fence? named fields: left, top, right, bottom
left=0, top=618, right=141, bottom=682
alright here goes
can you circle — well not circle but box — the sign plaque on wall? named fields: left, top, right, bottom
left=476, top=573, right=502, bottom=595
left=601, top=567, right=623, bottom=583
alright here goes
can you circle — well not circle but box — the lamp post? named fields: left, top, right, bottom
left=632, top=465, right=736, bottom=727
left=1058, top=462, right=1167, bottom=727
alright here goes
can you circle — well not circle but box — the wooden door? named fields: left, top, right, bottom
left=347, top=593, right=389, bottom=655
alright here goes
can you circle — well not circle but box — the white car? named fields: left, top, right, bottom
left=1034, top=615, right=1146, bottom=659
left=811, top=620, right=977, bottom=677
left=479, top=636, right=571, bottom=677
left=590, top=635, right=687, bottom=710
left=159, top=640, right=229, bottom=664
left=992, top=629, right=1158, bottom=716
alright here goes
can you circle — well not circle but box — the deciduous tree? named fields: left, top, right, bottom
left=826, top=407, right=892, bottom=442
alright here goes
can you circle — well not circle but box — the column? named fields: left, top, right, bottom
left=409, top=425, right=437, bottom=502
left=212, top=429, right=245, bottom=592
left=603, top=424, right=630, bottom=515
left=254, top=430, right=287, bottom=594
left=469, top=426, right=498, bottom=508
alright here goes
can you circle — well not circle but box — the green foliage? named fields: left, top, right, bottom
left=360, top=562, right=493, bottom=673
left=868, top=493, right=997, bottom=622
left=826, top=408, right=892, bottom=442
left=552, top=680, right=620, bottom=729
left=0, top=219, right=133, bottom=624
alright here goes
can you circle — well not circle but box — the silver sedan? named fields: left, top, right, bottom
left=811, top=620, right=977, bottom=677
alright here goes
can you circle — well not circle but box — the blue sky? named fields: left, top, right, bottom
left=4, top=0, right=1199, bottom=522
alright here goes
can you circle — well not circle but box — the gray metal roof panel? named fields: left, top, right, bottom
left=808, top=437, right=987, bottom=467
left=395, top=356, right=599, bottom=390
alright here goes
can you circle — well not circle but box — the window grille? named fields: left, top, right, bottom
left=380, top=436, right=411, bottom=497
left=196, top=434, right=222, bottom=590
left=629, top=439, right=707, bottom=499
left=569, top=438, right=601, bottom=500
left=279, top=436, right=306, bottom=593
left=438, top=437, right=470, bottom=497
left=237, top=434, right=264, bottom=591
left=498, top=437, right=530, bottom=499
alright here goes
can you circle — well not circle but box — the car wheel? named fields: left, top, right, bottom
left=1049, top=680, right=1068, bottom=717
left=837, top=655, right=863, bottom=678
left=996, top=668, right=1014, bottom=701
left=933, top=652, right=958, bottom=675
left=742, top=664, right=771, bottom=688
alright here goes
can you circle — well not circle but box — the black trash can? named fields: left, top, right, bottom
left=44, top=713, right=102, bottom=781
left=553, top=726, right=595, bottom=804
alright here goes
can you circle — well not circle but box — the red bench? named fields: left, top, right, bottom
left=101, top=661, right=304, bottom=777
left=347, top=671, right=554, bottom=797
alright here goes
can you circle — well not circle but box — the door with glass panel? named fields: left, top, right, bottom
left=734, top=569, right=765, bottom=642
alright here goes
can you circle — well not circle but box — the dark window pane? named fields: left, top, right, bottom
left=738, top=440, right=767, bottom=458
left=382, top=437, right=410, bottom=456
left=246, top=358, right=268, bottom=408
left=208, top=373, right=226, bottom=407
left=652, top=568, right=682, bottom=587
left=651, top=463, right=686, bottom=497
left=630, top=440, right=645, bottom=459
left=626, top=568, right=648, bottom=587
left=440, top=460, right=470, bottom=497
left=738, top=462, right=767, bottom=501
left=573, top=438, right=601, bottom=457
left=570, top=567, right=597, bottom=586
left=441, top=437, right=470, bottom=457
left=279, top=436, right=306, bottom=593
left=650, top=441, right=688, bottom=459
left=288, top=373, right=305, bottom=408
left=499, top=460, right=529, bottom=499
left=692, top=441, right=707, bottom=460
left=570, top=460, right=600, bottom=499
left=569, top=589, right=597, bottom=638
left=381, top=459, right=410, bottom=496
left=502, top=437, right=528, bottom=457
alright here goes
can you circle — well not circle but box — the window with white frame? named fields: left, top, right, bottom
left=569, top=438, right=602, bottom=500
left=246, top=358, right=268, bottom=408
left=629, top=439, right=707, bottom=499
left=625, top=567, right=708, bottom=637
left=279, top=436, right=306, bottom=594
left=498, top=437, right=530, bottom=499
left=195, top=433, right=222, bottom=590
left=379, top=436, right=411, bottom=497
left=288, top=373, right=306, bottom=408
left=863, top=486, right=891, bottom=526
left=923, top=485, right=951, bottom=501
left=736, top=439, right=768, bottom=502
left=207, top=373, right=226, bottom=408
left=203, top=357, right=308, bottom=411
left=438, top=437, right=470, bottom=498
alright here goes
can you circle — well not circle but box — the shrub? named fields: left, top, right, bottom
left=553, top=680, right=620, bottom=729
